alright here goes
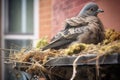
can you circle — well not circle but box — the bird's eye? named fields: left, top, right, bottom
left=90, top=8, right=94, bottom=11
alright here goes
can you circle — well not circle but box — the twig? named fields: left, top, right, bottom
left=83, top=52, right=107, bottom=63
left=70, top=53, right=87, bottom=80
left=70, top=50, right=107, bottom=80
left=96, top=55, right=100, bottom=80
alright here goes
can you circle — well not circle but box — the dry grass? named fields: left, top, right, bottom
left=2, top=29, right=120, bottom=79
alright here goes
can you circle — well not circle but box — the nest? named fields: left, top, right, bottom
left=3, top=29, right=120, bottom=80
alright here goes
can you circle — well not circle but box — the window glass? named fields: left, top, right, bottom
left=26, top=0, right=34, bottom=33
left=5, top=0, right=34, bottom=34
left=8, top=0, right=22, bottom=33
left=4, top=39, right=32, bottom=57
left=5, top=39, right=32, bottom=51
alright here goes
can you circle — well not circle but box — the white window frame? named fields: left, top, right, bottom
left=1, top=0, right=39, bottom=80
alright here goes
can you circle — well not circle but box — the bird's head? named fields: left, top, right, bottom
left=78, top=2, right=104, bottom=17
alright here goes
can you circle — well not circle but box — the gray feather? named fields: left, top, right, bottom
left=42, top=2, right=104, bottom=51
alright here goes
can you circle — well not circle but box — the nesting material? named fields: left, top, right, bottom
left=5, top=29, right=120, bottom=79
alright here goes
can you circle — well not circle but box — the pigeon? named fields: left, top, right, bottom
left=42, top=2, right=105, bottom=51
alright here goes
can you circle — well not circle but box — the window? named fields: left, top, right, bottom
left=1, top=0, right=39, bottom=80
left=5, top=0, right=34, bottom=34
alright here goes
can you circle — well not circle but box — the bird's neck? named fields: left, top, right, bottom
left=78, top=13, right=89, bottom=18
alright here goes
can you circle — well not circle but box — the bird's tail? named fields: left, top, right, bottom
left=42, top=42, right=59, bottom=51
left=42, top=45, right=51, bottom=51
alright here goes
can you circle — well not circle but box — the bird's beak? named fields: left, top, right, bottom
left=97, top=9, right=104, bottom=13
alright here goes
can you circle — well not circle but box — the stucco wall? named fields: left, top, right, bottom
left=97, top=0, right=120, bottom=31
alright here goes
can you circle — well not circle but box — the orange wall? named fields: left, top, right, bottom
left=39, top=0, right=52, bottom=40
